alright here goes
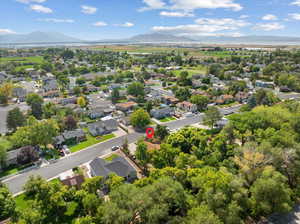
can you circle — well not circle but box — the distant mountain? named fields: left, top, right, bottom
left=128, top=33, right=194, bottom=43
left=0, top=31, right=82, bottom=44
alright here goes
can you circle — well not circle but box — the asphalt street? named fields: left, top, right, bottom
left=3, top=105, right=241, bottom=195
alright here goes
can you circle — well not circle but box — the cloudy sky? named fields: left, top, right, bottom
left=1, top=0, right=300, bottom=40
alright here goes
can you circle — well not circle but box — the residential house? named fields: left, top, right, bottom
left=12, top=87, right=27, bottom=102
left=235, top=92, right=250, bottom=103
left=59, top=97, right=77, bottom=106
left=255, top=80, right=275, bottom=89
left=54, top=129, right=86, bottom=147
left=87, top=119, right=118, bottom=137
left=215, top=94, right=234, bottom=105
left=59, top=170, right=85, bottom=189
left=177, top=101, right=198, bottom=112
left=89, top=156, right=137, bottom=182
left=88, top=106, right=113, bottom=119
left=43, top=79, right=59, bottom=92
left=150, top=106, right=174, bottom=119
left=162, top=96, right=180, bottom=105
left=116, top=101, right=138, bottom=113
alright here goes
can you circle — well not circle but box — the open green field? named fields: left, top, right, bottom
left=200, top=51, right=251, bottom=58
left=173, top=65, right=208, bottom=77
left=0, top=56, right=44, bottom=64
left=69, top=133, right=115, bottom=153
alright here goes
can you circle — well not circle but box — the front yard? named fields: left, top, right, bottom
left=0, top=163, right=33, bottom=179
left=159, top=116, right=177, bottom=123
left=69, top=133, right=115, bottom=153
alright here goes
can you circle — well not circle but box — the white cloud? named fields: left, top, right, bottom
left=140, top=0, right=243, bottom=12
left=139, top=0, right=166, bottom=11
left=0, top=29, right=16, bottom=35
left=115, top=22, right=135, bottom=27
left=262, top=14, right=278, bottom=21
left=38, top=18, right=74, bottom=23
left=289, top=13, right=300, bottom=20
left=160, top=11, right=194, bottom=17
left=16, top=0, right=46, bottom=4
left=81, top=5, right=98, bottom=14
left=30, top=4, right=52, bottom=13
left=291, top=0, right=300, bottom=6
left=253, top=22, right=284, bottom=31
left=93, top=21, right=108, bottom=27
left=240, top=15, right=249, bottom=19
left=152, top=18, right=249, bottom=36
left=170, top=0, right=243, bottom=11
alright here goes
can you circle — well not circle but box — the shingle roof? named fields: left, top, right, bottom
left=89, top=156, right=136, bottom=178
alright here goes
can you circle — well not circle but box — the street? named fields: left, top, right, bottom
left=3, top=105, right=241, bottom=195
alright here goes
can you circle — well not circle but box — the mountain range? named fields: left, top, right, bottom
left=1, top=31, right=300, bottom=45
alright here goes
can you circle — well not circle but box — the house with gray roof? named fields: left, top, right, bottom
left=89, top=156, right=137, bottom=182
left=54, top=129, right=86, bottom=147
left=150, top=106, right=174, bottom=119
left=87, top=119, right=118, bottom=137
left=12, top=87, right=27, bottom=102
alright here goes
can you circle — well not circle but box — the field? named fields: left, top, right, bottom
left=0, top=56, right=44, bottom=64
left=173, top=65, right=208, bottom=77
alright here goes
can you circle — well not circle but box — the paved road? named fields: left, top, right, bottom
left=3, top=105, right=241, bottom=195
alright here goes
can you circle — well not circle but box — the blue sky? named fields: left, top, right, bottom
left=1, top=0, right=300, bottom=40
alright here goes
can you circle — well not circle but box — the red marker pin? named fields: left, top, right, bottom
left=146, top=127, right=155, bottom=139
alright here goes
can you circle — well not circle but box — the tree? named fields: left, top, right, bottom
left=17, top=146, right=39, bottom=165
left=190, top=95, right=209, bottom=111
left=111, top=88, right=120, bottom=103
left=250, top=167, right=293, bottom=217
left=135, top=139, right=150, bottom=166
left=127, top=82, right=145, bottom=97
left=6, top=107, right=26, bottom=131
left=130, top=108, right=151, bottom=129
left=185, top=206, right=222, bottom=224
left=82, top=176, right=104, bottom=194
left=203, top=106, right=222, bottom=128
left=0, top=82, right=13, bottom=105
left=0, top=145, right=7, bottom=168
left=175, top=87, right=191, bottom=101
left=0, top=183, right=16, bottom=221
left=105, top=173, right=124, bottom=192
left=26, top=93, right=44, bottom=119
left=155, top=124, right=169, bottom=141
left=64, top=115, right=77, bottom=130
left=77, top=96, right=87, bottom=108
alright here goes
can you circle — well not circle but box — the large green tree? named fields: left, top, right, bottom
left=130, top=108, right=151, bottom=129
left=6, top=107, right=26, bottom=132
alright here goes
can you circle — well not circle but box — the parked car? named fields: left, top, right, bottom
left=111, top=146, right=120, bottom=151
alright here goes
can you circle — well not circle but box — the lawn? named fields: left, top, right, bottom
left=159, top=117, right=176, bottom=123
left=217, top=101, right=240, bottom=108
left=0, top=56, right=44, bottom=64
left=173, top=65, right=208, bottom=78
left=69, top=133, right=115, bottom=153
left=104, top=154, right=120, bottom=162
left=0, top=163, right=33, bottom=179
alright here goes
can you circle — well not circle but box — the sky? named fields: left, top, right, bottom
left=1, top=0, right=300, bottom=40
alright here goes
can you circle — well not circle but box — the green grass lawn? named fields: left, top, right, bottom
left=173, top=65, right=208, bottom=78
left=0, top=163, right=33, bottom=179
left=159, top=117, right=177, bottom=123
left=217, top=101, right=240, bottom=108
left=69, top=133, right=115, bottom=153
left=0, top=56, right=44, bottom=64
left=104, top=154, right=120, bottom=162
